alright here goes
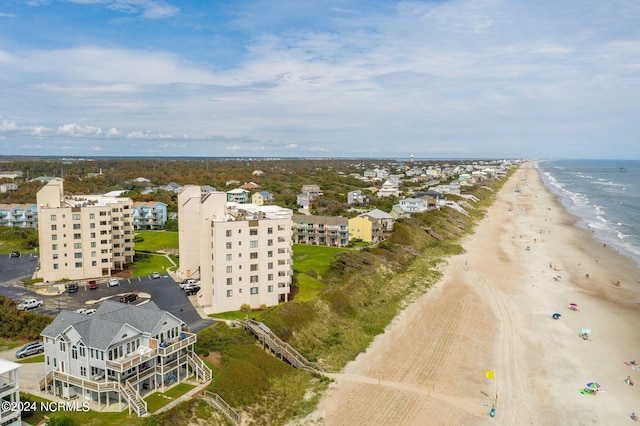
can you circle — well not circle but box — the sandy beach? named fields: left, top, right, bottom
left=309, top=162, right=640, bottom=425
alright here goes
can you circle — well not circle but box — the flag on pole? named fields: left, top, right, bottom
left=485, top=370, right=495, bottom=379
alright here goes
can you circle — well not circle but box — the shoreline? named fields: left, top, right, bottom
left=309, top=162, right=640, bottom=425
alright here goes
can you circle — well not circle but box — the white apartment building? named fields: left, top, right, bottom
left=178, top=186, right=293, bottom=314
left=0, top=359, right=22, bottom=426
left=36, top=179, right=135, bottom=282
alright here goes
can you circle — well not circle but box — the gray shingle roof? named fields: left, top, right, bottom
left=40, top=300, right=176, bottom=350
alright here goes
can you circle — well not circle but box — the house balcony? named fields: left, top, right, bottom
left=105, top=332, right=196, bottom=373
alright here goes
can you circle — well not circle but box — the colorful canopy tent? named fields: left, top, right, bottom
left=552, top=313, right=562, bottom=319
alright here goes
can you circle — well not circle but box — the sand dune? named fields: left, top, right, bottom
left=309, top=163, right=640, bottom=425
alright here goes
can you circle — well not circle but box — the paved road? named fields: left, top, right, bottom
left=0, top=254, right=213, bottom=333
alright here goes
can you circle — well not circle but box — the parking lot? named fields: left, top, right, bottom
left=0, top=254, right=213, bottom=333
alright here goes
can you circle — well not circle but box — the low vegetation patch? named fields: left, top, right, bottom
left=0, top=296, right=52, bottom=341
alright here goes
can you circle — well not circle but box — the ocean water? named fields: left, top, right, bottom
left=537, top=159, right=640, bottom=268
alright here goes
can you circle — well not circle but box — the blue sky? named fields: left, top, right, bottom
left=0, top=0, right=639, bottom=159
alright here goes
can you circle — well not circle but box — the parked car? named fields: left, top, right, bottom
left=74, top=308, right=88, bottom=314
left=85, top=308, right=96, bottom=315
left=184, top=283, right=201, bottom=295
left=87, top=280, right=98, bottom=289
left=179, top=279, right=200, bottom=289
left=66, top=282, right=78, bottom=293
left=15, top=342, right=44, bottom=358
left=10, top=250, right=20, bottom=258
left=17, top=298, right=43, bottom=310
left=151, top=272, right=161, bottom=279
left=119, top=293, right=139, bottom=304
left=108, top=278, right=120, bottom=287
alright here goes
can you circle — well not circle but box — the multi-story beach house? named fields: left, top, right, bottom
left=226, top=188, right=249, bottom=204
left=0, top=183, right=18, bottom=193
left=178, top=186, right=293, bottom=314
left=292, top=215, right=349, bottom=247
left=0, top=359, right=22, bottom=426
left=39, top=300, right=210, bottom=417
left=251, top=191, right=274, bottom=206
left=35, top=179, right=135, bottom=282
left=348, top=209, right=394, bottom=243
left=131, top=202, right=168, bottom=230
left=0, top=203, right=38, bottom=229
left=347, top=190, right=368, bottom=206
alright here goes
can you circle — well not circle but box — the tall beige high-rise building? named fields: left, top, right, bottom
left=178, top=185, right=293, bottom=314
left=36, top=179, right=135, bottom=282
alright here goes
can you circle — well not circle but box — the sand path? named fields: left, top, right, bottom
left=307, top=163, right=640, bottom=425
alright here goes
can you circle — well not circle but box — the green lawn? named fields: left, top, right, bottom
left=292, top=244, right=349, bottom=275
left=16, top=354, right=44, bottom=364
left=22, top=393, right=134, bottom=426
left=295, top=274, right=324, bottom=302
left=144, top=383, right=196, bottom=413
left=134, top=230, right=179, bottom=252
left=130, top=253, right=174, bottom=278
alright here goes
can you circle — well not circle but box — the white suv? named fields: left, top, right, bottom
left=108, top=278, right=120, bottom=287
left=179, top=279, right=200, bottom=289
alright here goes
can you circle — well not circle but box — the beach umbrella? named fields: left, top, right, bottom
left=552, top=313, right=561, bottom=319
left=585, top=382, right=601, bottom=391
left=569, top=303, right=578, bottom=306
left=580, top=328, right=591, bottom=335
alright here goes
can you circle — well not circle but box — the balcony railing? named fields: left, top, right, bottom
left=106, top=332, right=196, bottom=372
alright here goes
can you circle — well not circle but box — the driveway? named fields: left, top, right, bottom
left=0, top=255, right=213, bottom=333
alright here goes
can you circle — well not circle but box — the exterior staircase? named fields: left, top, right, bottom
left=235, top=319, right=324, bottom=374
left=200, top=390, right=240, bottom=425
left=186, top=351, right=212, bottom=382
left=121, top=381, right=147, bottom=417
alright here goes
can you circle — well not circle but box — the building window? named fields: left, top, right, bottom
left=250, top=229, right=258, bottom=236
left=53, top=254, right=58, bottom=259
left=268, top=285, right=274, bottom=292
left=226, top=278, right=232, bottom=285
left=90, top=223, right=96, bottom=229
left=74, top=253, right=82, bottom=258
left=60, top=342, right=66, bottom=352
left=268, top=273, right=274, bottom=281
left=73, top=233, right=81, bottom=239
left=226, top=229, right=232, bottom=237
left=250, top=252, right=258, bottom=259
left=226, top=265, right=232, bottom=273
left=72, top=346, right=78, bottom=359
left=75, top=262, right=82, bottom=267
left=268, top=251, right=273, bottom=258
left=92, top=261, right=97, bottom=266
left=53, top=264, right=59, bottom=269
left=250, top=275, right=258, bottom=283
left=250, top=240, right=258, bottom=248
left=226, top=290, right=233, bottom=297
left=51, top=224, right=57, bottom=231
left=89, top=213, right=95, bottom=219
left=250, top=287, right=258, bottom=294
left=268, top=262, right=273, bottom=269
left=226, top=254, right=232, bottom=261
left=80, top=366, right=86, bottom=377
left=74, top=243, right=82, bottom=249
left=268, top=239, right=273, bottom=246
left=72, top=213, right=81, bottom=220
left=268, top=227, right=273, bottom=234
left=52, top=244, right=58, bottom=250
left=52, top=234, right=57, bottom=240
left=226, top=242, right=232, bottom=249
left=250, top=264, right=258, bottom=271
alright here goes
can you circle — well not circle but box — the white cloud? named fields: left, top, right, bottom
left=66, top=0, right=179, bottom=19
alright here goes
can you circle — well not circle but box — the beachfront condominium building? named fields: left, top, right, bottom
left=292, top=214, right=349, bottom=247
left=0, top=203, right=38, bottom=229
left=36, top=179, right=135, bottom=282
left=131, top=202, right=168, bottom=230
left=0, top=358, right=22, bottom=426
left=178, top=185, right=293, bottom=314
left=40, top=300, right=210, bottom=417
